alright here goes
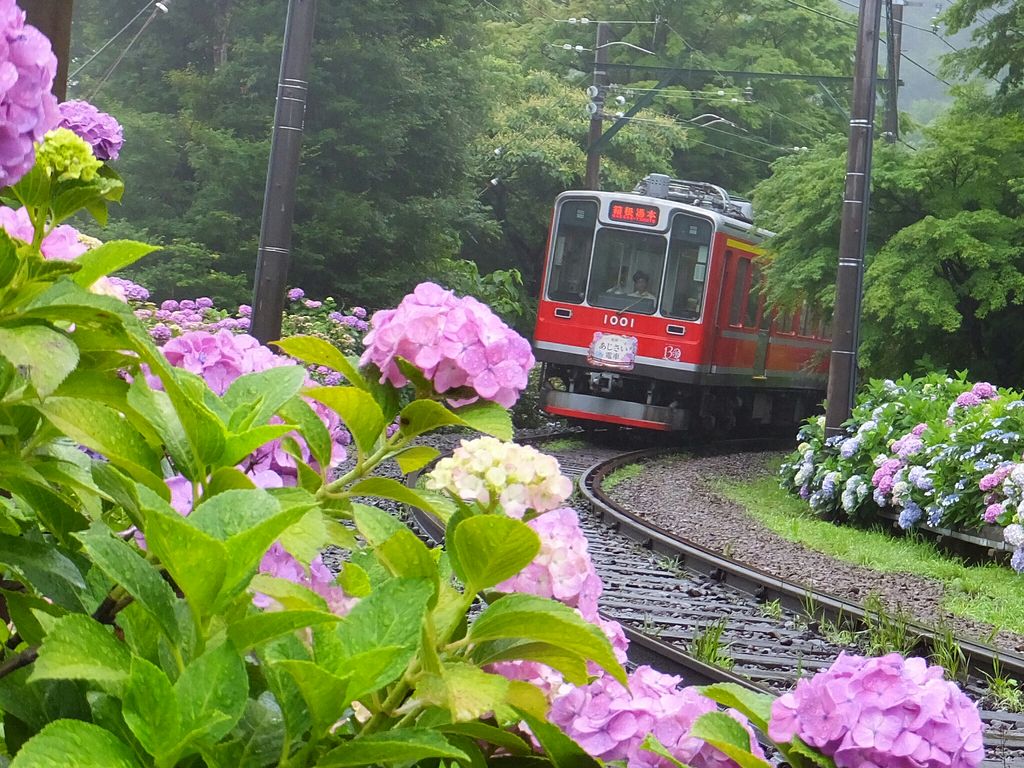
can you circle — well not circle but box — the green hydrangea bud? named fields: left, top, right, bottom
left=35, top=128, right=102, bottom=182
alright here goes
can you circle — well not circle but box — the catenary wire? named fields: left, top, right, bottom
left=87, top=3, right=167, bottom=100
left=69, top=0, right=156, bottom=79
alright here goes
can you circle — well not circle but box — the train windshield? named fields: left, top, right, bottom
left=586, top=228, right=667, bottom=315
left=661, top=214, right=713, bottom=320
left=546, top=199, right=598, bottom=303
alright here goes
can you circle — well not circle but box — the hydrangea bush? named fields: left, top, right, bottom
left=781, top=372, right=1024, bottom=571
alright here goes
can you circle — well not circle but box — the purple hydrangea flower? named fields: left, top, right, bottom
left=360, top=281, right=535, bottom=408
left=971, top=381, right=997, bottom=400
left=237, top=304, right=252, bottom=317
left=106, top=276, right=149, bottom=302
left=287, top=287, right=304, bottom=301
left=955, top=391, right=981, bottom=408
left=0, top=3, right=59, bottom=185
left=352, top=306, right=367, bottom=319
left=149, top=323, right=172, bottom=343
left=56, top=99, right=124, bottom=161
left=769, top=652, right=984, bottom=768
left=195, top=296, right=213, bottom=309
left=1011, top=547, right=1024, bottom=573
left=328, top=311, right=344, bottom=323
left=983, top=503, right=1003, bottom=524
left=898, top=501, right=923, bottom=529
left=303, top=298, right=322, bottom=309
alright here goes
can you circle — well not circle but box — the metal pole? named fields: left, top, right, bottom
left=22, top=0, right=74, bottom=101
left=251, top=0, right=317, bottom=346
left=824, top=0, right=883, bottom=438
left=584, top=22, right=609, bottom=190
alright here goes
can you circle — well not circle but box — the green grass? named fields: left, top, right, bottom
left=713, top=462, right=1024, bottom=636
left=542, top=437, right=587, bottom=452
left=603, top=463, right=644, bottom=492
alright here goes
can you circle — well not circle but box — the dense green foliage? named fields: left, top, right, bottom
left=70, top=0, right=853, bottom=307
left=754, top=88, right=1024, bottom=382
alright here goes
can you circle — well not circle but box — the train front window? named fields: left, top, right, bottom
left=546, top=199, right=598, bottom=304
left=661, top=214, right=713, bottom=320
left=586, top=228, right=667, bottom=315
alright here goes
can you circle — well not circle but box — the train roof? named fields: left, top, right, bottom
left=554, top=188, right=773, bottom=243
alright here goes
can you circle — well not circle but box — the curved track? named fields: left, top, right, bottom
left=409, top=437, right=1024, bottom=766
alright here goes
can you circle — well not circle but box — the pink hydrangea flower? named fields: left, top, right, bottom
left=360, top=281, right=535, bottom=408
left=159, top=330, right=286, bottom=395
left=980, top=464, right=1013, bottom=492
left=955, top=391, right=981, bottom=408
left=0, top=204, right=86, bottom=260
left=983, top=503, right=1004, bottom=524
left=769, top=652, right=984, bottom=768
left=911, top=423, right=928, bottom=436
left=871, top=458, right=903, bottom=494
left=971, top=382, right=997, bottom=400
left=255, top=543, right=357, bottom=616
left=0, top=2, right=59, bottom=185
left=497, top=507, right=603, bottom=620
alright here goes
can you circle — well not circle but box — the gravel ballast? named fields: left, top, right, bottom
left=604, top=450, right=1024, bottom=654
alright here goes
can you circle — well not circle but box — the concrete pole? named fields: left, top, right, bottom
left=584, top=22, right=609, bottom=190
left=824, top=0, right=883, bottom=437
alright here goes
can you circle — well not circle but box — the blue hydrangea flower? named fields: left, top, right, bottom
left=1011, top=548, right=1024, bottom=574
left=898, top=502, right=923, bottom=529
left=927, top=505, right=943, bottom=526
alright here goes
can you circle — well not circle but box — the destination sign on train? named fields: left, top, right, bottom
left=609, top=201, right=659, bottom=226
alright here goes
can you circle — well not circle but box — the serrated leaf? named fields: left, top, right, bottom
left=397, top=400, right=465, bottom=439
left=10, top=719, right=142, bottom=768
left=70, top=241, right=157, bottom=288
left=250, top=574, right=330, bottom=612
left=338, top=562, right=371, bottom=597
left=415, top=662, right=511, bottom=722
left=277, top=395, right=333, bottom=470
left=471, top=640, right=589, bottom=686
left=395, top=445, right=441, bottom=474
left=174, top=641, right=248, bottom=744
left=0, top=533, right=86, bottom=611
left=439, top=722, right=532, bottom=755
left=640, top=735, right=695, bottom=768
left=30, top=615, right=131, bottom=693
left=514, top=707, right=601, bottom=768
left=689, top=711, right=772, bottom=768
left=122, top=658, right=180, bottom=762
left=469, top=594, right=625, bottom=685
left=453, top=400, right=513, bottom=440
left=0, top=324, right=78, bottom=397
left=319, top=729, right=469, bottom=767
left=76, top=523, right=182, bottom=643
left=273, top=660, right=350, bottom=735
left=305, top=385, right=385, bottom=459
left=228, top=610, right=343, bottom=651
left=348, top=476, right=442, bottom=518
left=274, top=336, right=367, bottom=389
left=449, top=515, right=539, bottom=593
left=221, top=365, right=307, bottom=431
left=699, top=683, right=773, bottom=732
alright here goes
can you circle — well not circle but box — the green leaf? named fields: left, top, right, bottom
left=305, top=385, right=385, bottom=459
left=395, top=445, right=441, bottom=474
left=640, top=735, right=695, bottom=768
left=143, top=495, right=228, bottom=618
left=318, top=729, right=469, bottom=767
left=219, top=423, right=296, bottom=467
left=249, top=575, right=328, bottom=612
left=415, top=662, right=511, bottom=722
left=9, top=719, right=142, bottom=768
left=698, top=683, right=773, bottom=732
left=277, top=508, right=333, bottom=563
left=122, top=657, right=181, bottom=762
left=397, top=399, right=465, bottom=439
left=471, top=641, right=589, bottom=686
left=469, top=594, right=626, bottom=685
left=30, top=615, right=131, bottom=694
left=0, top=533, right=86, bottom=610
left=514, top=707, right=601, bottom=768
left=10, top=163, right=51, bottom=207
left=452, top=400, right=514, bottom=440
left=228, top=610, right=343, bottom=651
left=784, top=738, right=838, bottom=768
left=205, top=466, right=257, bottom=496
left=274, top=336, right=367, bottom=389
left=175, top=641, right=249, bottom=744
left=338, top=562, right=372, bottom=597
left=272, top=660, right=351, bottom=735
left=277, top=395, right=332, bottom=470
left=36, top=397, right=164, bottom=491
left=1, top=589, right=62, bottom=647
left=352, top=501, right=406, bottom=546
left=70, top=241, right=157, bottom=289
left=222, top=365, right=307, bottom=431
left=439, top=722, right=532, bottom=756
left=76, top=523, right=182, bottom=644
left=348, top=476, right=442, bottom=518
left=0, top=324, right=78, bottom=397
left=689, top=711, right=773, bottom=768
left=376, top=527, right=439, bottom=588
left=126, top=377, right=202, bottom=481
left=449, top=515, right=539, bottom=593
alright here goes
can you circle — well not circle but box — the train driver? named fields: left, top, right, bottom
left=629, top=270, right=656, bottom=299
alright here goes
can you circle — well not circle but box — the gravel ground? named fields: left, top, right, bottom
left=605, top=450, right=1024, bottom=654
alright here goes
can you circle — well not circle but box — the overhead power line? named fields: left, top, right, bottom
left=70, top=0, right=156, bottom=79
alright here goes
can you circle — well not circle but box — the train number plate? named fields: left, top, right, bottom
left=587, top=332, right=638, bottom=371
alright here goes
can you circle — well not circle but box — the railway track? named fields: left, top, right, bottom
left=407, top=437, right=1024, bottom=766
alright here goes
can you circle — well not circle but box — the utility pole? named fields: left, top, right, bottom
left=824, top=0, right=883, bottom=438
left=22, top=0, right=73, bottom=101
left=883, top=0, right=904, bottom=142
left=584, top=22, right=609, bottom=190
left=251, top=0, right=317, bottom=346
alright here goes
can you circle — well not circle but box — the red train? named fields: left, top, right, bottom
left=533, top=174, right=829, bottom=432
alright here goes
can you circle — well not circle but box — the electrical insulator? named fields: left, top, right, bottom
left=586, top=85, right=600, bottom=98
left=614, top=95, right=626, bottom=105
left=586, top=102, right=600, bottom=115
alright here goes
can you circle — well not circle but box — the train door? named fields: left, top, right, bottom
left=750, top=265, right=769, bottom=379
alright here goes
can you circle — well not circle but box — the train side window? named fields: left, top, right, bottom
left=778, top=309, right=796, bottom=334
left=728, top=256, right=750, bottom=326
left=661, top=214, right=714, bottom=320
left=799, top=301, right=813, bottom=336
left=546, top=199, right=598, bottom=304
left=744, top=265, right=762, bottom=328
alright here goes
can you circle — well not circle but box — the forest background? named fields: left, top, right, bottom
left=69, top=0, right=1023, bottom=382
